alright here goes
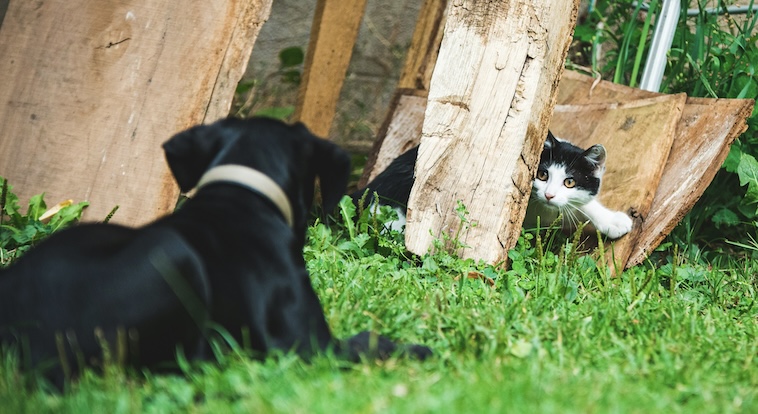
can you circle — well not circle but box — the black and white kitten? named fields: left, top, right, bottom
left=353, top=131, right=633, bottom=239
left=525, top=132, right=632, bottom=238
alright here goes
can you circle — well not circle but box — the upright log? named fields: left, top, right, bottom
left=294, top=0, right=368, bottom=138
left=405, top=0, right=580, bottom=263
left=0, top=0, right=272, bottom=226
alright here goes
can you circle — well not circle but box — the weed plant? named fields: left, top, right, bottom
left=0, top=177, right=88, bottom=266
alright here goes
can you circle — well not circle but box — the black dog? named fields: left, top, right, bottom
left=0, top=117, right=430, bottom=387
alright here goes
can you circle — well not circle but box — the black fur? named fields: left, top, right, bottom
left=351, top=146, right=418, bottom=209
left=0, top=117, right=431, bottom=388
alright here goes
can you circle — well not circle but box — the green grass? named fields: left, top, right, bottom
left=2, top=199, right=756, bottom=413
left=3, top=1, right=758, bottom=410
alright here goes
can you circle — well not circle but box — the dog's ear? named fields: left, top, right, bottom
left=162, top=124, right=226, bottom=193
left=299, top=124, right=351, bottom=212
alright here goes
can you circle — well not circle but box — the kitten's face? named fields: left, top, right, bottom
left=531, top=133, right=605, bottom=210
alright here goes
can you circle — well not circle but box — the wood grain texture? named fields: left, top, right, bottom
left=404, top=0, right=580, bottom=263
left=556, top=71, right=754, bottom=268
left=396, top=0, right=449, bottom=91
left=626, top=98, right=753, bottom=266
left=552, top=94, right=686, bottom=271
left=360, top=91, right=426, bottom=186
left=293, top=0, right=368, bottom=138
left=0, top=0, right=272, bottom=226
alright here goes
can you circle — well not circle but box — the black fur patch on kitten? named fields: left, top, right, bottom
left=352, top=146, right=418, bottom=209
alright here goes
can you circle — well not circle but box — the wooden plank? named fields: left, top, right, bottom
left=626, top=97, right=753, bottom=266
left=556, top=70, right=656, bottom=103
left=551, top=94, right=686, bottom=271
left=396, top=0, right=449, bottom=91
left=358, top=0, right=447, bottom=188
left=0, top=0, right=272, bottom=226
left=556, top=71, right=754, bottom=268
left=293, top=0, right=368, bottom=138
left=405, top=0, right=581, bottom=263
left=360, top=91, right=426, bottom=185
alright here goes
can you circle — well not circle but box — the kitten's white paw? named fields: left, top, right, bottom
left=596, top=211, right=633, bottom=239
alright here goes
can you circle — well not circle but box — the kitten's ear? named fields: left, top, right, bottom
left=583, top=144, right=607, bottom=169
left=544, top=131, right=559, bottom=149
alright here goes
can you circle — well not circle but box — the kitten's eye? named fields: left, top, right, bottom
left=536, top=170, right=548, bottom=181
left=564, top=178, right=576, bottom=188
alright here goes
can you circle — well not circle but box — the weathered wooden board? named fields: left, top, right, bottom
left=396, top=0, right=449, bottom=91
left=552, top=94, right=686, bottom=270
left=556, top=71, right=754, bottom=267
left=293, top=0, right=368, bottom=138
left=0, top=0, right=272, bottom=226
left=405, top=0, right=581, bottom=263
left=556, top=70, right=655, bottom=103
left=627, top=97, right=753, bottom=265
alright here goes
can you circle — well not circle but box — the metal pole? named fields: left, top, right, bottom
left=639, top=0, right=681, bottom=92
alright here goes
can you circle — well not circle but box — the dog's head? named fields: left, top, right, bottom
left=163, top=117, right=350, bottom=235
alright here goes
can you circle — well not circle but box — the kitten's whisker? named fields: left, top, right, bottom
left=564, top=208, right=580, bottom=229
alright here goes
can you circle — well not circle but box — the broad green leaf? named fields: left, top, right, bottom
left=723, top=145, right=742, bottom=173
left=26, top=193, right=47, bottom=221
left=235, top=79, right=256, bottom=95
left=338, top=195, right=356, bottom=239
left=48, top=202, right=89, bottom=231
left=278, top=46, right=304, bottom=69
left=421, top=255, right=439, bottom=273
left=738, top=183, right=758, bottom=218
left=736, top=153, right=758, bottom=188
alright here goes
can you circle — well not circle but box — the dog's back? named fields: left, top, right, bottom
left=0, top=117, right=430, bottom=387
left=0, top=224, right=211, bottom=384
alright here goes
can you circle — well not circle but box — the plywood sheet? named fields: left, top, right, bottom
left=551, top=94, right=687, bottom=270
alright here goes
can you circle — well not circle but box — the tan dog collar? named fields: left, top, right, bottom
left=196, top=165, right=294, bottom=228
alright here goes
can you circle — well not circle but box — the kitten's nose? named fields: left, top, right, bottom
left=545, top=193, right=555, bottom=201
